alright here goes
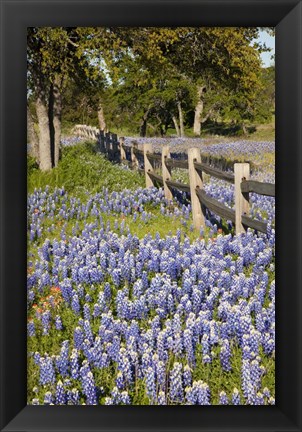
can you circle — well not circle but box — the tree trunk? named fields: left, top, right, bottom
left=36, top=83, right=52, bottom=171
left=140, top=118, right=147, bottom=137
left=172, top=115, right=180, bottom=137
left=242, top=123, right=248, bottom=135
left=27, top=105, right=39, bottom=162
left=193, top=99, right=204, bottom=136
left=53, top=76, right=62, bottom=167
left=193, top=86, right=206, bottom=136
left=177, top=101, right=185, bottom=137
left=48, top=83, right=55, bottom=166
left=97, top=100, right=107, bottom=131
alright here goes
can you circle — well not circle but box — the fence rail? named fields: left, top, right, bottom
left=74, top=124, right=274, bottom=235
left=195, top=188, right=236, bottom=223
left=147, top=171, right=164, bottom=185
left=165, top=158, right=189, bottom=170
left=241, top=180, right=275, bottom=197
left=194, top=162, right=235, bottom=184
left=166, top=179, right=190, bottom=193
left=132, top=147, right=144, bottom=157
left=241, top=215, right=268, bottom=233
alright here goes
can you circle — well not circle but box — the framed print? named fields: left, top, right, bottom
left=0, top=0, right=301, bottom=431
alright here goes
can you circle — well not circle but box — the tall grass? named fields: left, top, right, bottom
left=27, top=142, right=144, bottom=198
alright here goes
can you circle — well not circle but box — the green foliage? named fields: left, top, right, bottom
left=27, top=142, right=144, bottom=197
left=28, top=26, right=275, bottom=150
left=27, top=155, right=39, bottom=173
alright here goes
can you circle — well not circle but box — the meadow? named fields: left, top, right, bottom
left=27, top=138, right=275, bottom=405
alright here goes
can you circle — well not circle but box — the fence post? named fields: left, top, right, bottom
left=105, top=132, right=111, bottom=157
left=162, top=145, right=173, bottom=201
left=234, top=163, right=250, bottom=235
left=112, top=133, right=118, bottom=161
left=144, top=143, right=154, bottom=188
left=99, top=130, right=105, bottom=153
left=188, top=147, right=205, bottom=230
left=120, top=137, right=126, bottom=162
left=131, top=142, right=139, bottom=170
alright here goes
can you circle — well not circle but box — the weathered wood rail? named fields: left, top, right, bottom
left=74, top=124, right=275, bottom=235
left=240, top=180, right=275, bottom=197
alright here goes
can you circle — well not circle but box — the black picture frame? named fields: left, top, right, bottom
left=0, top=0, right=301, bottom=431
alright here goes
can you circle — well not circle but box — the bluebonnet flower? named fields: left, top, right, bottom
left=27, top=320, right=35, bottom=337
left=219, top=391, right=228, bottom=405
left=67, top=388, right=80, bottom=405
left=250, top=358, right=262, bottom=391
left=183, top=329, right=194, bottom=365
left=185, top=386, right=196, bottom=405
left=255, top=392, right=265, bottom=405
left=56, top=340, right=69, bottom=377
left=83, top=303, right=90, bottom=321
left=43, top=391, right=53, bottom=405
left=173, top=332, right=183, bottom=357
left=39, top=355, right=55, bottom=385
left=93, top=303, right=101, bottom=317
left=55, top=315, right=63, bottom=331
left=262, top=332, right=275, bottom=355
left=120, top=391, right=131, bottom=405
left=41, top=310, right=51, bottom=335
left=115, top=371, right=124, bottom=390
left=55, top=380, right=66, bottom=405
left=241, top=359, right=256, bottom=404
left=59, top=279, right=72, bottom=303
left=170, top=362, right=183, bottom=403
left=145, top=367, right=156, bottom=403
left=232, top=388, right=241, bottom=405
left=112, top=269, right=121, bottom=287
left=80, top=370, right=97, bottom=405
left=183, top=365, right=192, bottom=388
left=248, top=329, right=260, bottom=355
left=104, top=282, right=111, bottom=302
left=74, top=326, right=84, bottom=350
left=201, top=334, right=211, bottom=363
left=118, top=348, right=133, bottom=384
left=70, top=349, right=79, bottom=379
left=196, top=381, right=211, bottom=405
left=220, top=339, right=231, bottom=372
left=83, top=320, right=94, bottom=344
left=33, top=351, right=41, bottom=365
left=71, top=293, right=81, bottom=314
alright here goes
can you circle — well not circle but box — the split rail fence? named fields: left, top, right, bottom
left=74, top=125, right=120, bottom=161
left=74, top=125, right=275, bottom=235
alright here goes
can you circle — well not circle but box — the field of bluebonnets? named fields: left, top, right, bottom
left=27, top=136, right=275, bottom=406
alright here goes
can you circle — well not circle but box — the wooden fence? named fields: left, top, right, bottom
left=74, top=125, right=275, bottom=235
left=74, top=125, right=120, bottom=162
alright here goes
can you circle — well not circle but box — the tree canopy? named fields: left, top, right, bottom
left=27, top=26, right=274, bottom=170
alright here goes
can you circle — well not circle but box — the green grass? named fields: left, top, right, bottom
left=28, top=141, right=144, bottom=199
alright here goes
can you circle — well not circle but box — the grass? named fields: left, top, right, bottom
left=28, top=141, right=145, bottom=199
left=246, top=117, right=275, bottom=142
